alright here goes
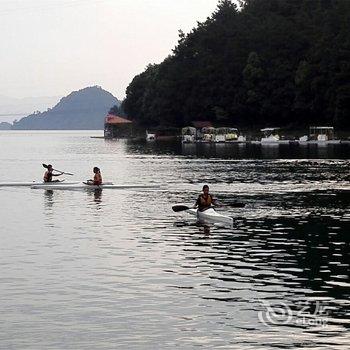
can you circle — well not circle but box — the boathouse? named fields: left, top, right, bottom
left=191, top=121, right=213, bottom=140
left=309, top=126, right=335, bottom=141
left=104, top=114, right=133, bottom=139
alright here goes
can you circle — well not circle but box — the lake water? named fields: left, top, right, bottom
left=0, top=131, right=349, bottom=349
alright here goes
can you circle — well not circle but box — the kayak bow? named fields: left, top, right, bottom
left=187, top=208, right=234, bottom=226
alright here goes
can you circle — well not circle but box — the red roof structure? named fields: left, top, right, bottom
left=105, top=114, right=132, bottom=124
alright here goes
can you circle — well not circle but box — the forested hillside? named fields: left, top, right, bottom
left=123, top=0, right=350, bottom=130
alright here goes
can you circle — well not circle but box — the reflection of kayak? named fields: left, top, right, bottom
left=0, top=181, right=78, bottom=187
left=31, top=182, right=159, bottom=190
left=187, top=208, right=233, bottom=225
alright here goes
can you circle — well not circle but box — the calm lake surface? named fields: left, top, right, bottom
left=0, top=131, right=349, bottom=349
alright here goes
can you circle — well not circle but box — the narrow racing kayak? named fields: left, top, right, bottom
left=31, top=182, right=159, bottom=190
left=0, top=181, right=78, bottom=187
left=187, top=208, right=234, bottom=226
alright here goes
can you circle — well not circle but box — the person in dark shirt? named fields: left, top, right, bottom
left=43, top=164, right=63, bottom=182
left=194, top=185, right=217, bottom=211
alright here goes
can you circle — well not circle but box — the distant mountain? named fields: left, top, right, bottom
left=0, top=95, right=60, bottom=115
left=12, top=86, right=120, bottom=130
left=0, top=122, right=11, bottom=130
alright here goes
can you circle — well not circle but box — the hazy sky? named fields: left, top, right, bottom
left=1, top=0, right=221, bottom=99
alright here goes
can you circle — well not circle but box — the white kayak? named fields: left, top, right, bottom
left=31, top=182, right=159, bottom=190
left=187, top=208, right=234, bottom=226
left=0, top=181, right=79, bottom=187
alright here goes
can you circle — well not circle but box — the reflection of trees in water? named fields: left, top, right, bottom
left=182, top=143, right=250, bottom=159
left=126, top=140, right=349, bottom=160
left=260, top=144, right=280, bottom=158
left=171, top=213, right=349, bottom=323
left=125, top=140, right=182, bottom=156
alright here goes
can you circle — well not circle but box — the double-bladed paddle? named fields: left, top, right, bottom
left=172, top=202, right=245, bottom=212
left=172, top=205, right=191, bottom=212
left=42, top=163, right=74, bottom=176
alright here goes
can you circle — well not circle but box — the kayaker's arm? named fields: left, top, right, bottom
left=211, top=196, right=221, bottom=207
left=193, top=196, right=200, bottom=208
left=85, top=179, right=102, bottom=186
left=52, top=172, right=63, bottom=177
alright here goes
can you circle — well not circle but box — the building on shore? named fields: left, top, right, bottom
left=181, top=126, right=196, bottom=143
left=258, top=127, right=290, bottom=144
left=214, top=127, right=246, bottom=143
left=309, top=126, right=340, bottom=142
left=146, top=130, right=156, bottom=141
left=145, top=127, right=180, bottom=141
left=104, top=114, right=133, bottom=139
left=260, top=127, right=281, bottom=143
left=191, top=121, right=213, bottom=142
left=298, top=126, right=341, bottom=144
left=181, top=121, right=247, bottom=143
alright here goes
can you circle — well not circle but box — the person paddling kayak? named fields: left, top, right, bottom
left=43, top=164, right=63, bottom=182
left=86, top=167, right=102, bottom=186
left=194, top=185, right=218, bottom=211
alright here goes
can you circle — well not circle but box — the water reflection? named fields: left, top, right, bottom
left=126, top=140, right=350, bottom=159
left=168, top=213, right=349, bottom=329
left=260, top=144, right=280, bottom=158
left=86, top=189, right=103, bottom=210
left=43, top=190, right=56, bottom=228
left=174, top=220, right=212, bottom=235
left=200, top=224, right=211, bottom=235
left=1, top=132, right=349, bottom=349
left=44, top=189, right=54, bottom=210
left=93, top=188, right=103, bottom=203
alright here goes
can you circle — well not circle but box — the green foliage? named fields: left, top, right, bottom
left=123, top=0, right=350, bottom=129
left=109, top=103, right=126, bottom=117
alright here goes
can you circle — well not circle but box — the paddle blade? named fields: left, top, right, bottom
left=42, top=163, right=48, bottom=168
left=229, top=203, right=245, bottom=208
left=172, top=205, right=190, bottom=212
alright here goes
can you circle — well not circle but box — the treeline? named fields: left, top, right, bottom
left=121, top=0, right=350, bottom=130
